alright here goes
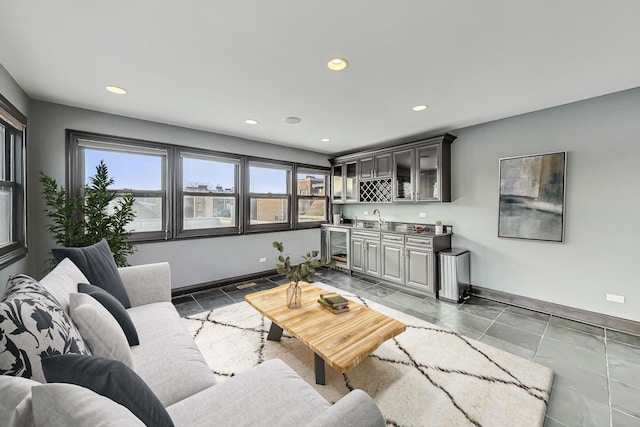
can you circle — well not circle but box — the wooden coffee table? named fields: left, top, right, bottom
left=245, top=281, right=406, bottom=385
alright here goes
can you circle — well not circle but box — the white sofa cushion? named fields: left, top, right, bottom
left=166, top=359, right=330, bottom=427
left=69, top=293, right=133, bottom=368
left=39, top=257, right=89, bottom=312
left=128, top=302, right=217, bottom=407
left=0, top=375, right=37, bottom=427
left=32, top=383, right=145, bottom=427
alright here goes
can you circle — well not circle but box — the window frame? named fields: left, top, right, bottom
left=177, top=149, right=242, bottom=238
left=67, top=130, right=173, bottom=243
left=0, top=94, right=27, bottom=269
left=67, top=130, right=331, bottom=244
left=294, top=166, right=330, bottom=229
left=244, top=159, right=293, bottom=233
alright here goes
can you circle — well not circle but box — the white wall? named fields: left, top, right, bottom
left=344, top=87, right=640, bottom=322
left=26, top=101, right=330, bottom=288
left=0, top=64, right=30, bottom=288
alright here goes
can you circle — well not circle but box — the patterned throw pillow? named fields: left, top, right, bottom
left=0, top=274, right=91, bottom=383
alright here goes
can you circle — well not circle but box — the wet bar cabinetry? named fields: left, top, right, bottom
left=381, top=233, right=404, bottom=285
left=330, top=133, right=455, bottom=204
left=358, top=153, right=392, bottom=180
left=331, top=161, right=358, bottom=204
left=350, top=229, right=381, bottom=277
left=322, top=224, right=452, bottom=298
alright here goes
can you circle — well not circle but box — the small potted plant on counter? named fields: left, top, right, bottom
left=435, top=221, right=444, bottom=235
left=272, top=241, right=336, bottom=309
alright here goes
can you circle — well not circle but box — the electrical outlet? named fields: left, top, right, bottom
left=363, top=210, right=369, bottom=215
left=259, top=257, right=267, bottom=263
left=419, top=212, right=427, bottom=218
left=606, top=293, right=625, bottom=303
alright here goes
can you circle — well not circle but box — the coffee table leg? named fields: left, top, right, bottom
left=266, top=322, right=283, bottom=341
left=314, top=353, right=325, bottom=385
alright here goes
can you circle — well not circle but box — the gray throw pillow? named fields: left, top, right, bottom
left=78, top=283, right=139, bottom=346
left=42, top=354, right=174, bottom=427
left=32, top=383, right=145, bottom=427
left=0, top=274, right=91, bottom=383
left=52, top=239, right=131, bottom=308
left=69, top=293, right=134, bottom=368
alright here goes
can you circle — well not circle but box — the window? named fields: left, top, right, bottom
left=0, top=95, right=27, bottom=268
left=178, top=151, right=240, bottom=237
left=246, top=161, right=292, bottom=232
left=69, top=132, right=170, bottom=241
left=68, top=131, right=330, bottom=242
left=295, top=167, right=329, bottom=227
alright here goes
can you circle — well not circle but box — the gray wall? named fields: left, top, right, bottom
left=0, top=64, right=30, bottom=288
left=26, top=101, right=330, bottom=288
left=3, top=66, right=639, bottom=321
left=344, top=87, right=640, bottom=322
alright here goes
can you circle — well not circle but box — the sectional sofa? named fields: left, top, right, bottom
left=0, top=247, right=384, bottom=426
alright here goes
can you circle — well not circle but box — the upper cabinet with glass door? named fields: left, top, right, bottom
left=392, top=135, right=454, bottom=202
left=331, top=161, right=358, bottom=204
left=392, top=149, right=414, bottom=201
left=332, top=133, right=455, bottom=205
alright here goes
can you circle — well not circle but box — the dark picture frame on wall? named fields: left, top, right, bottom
left=498, top=151, right=567, bottom=242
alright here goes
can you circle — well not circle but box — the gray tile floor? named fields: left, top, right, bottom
left=173, top=269, right=640, bottom=427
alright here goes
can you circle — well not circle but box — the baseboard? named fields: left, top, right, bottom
left=171, top=269, right=278, bottom=297
left=471, top=285, right=640, bottom=336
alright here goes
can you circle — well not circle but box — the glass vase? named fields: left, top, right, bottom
left=286, top=282, right=302, bottom=309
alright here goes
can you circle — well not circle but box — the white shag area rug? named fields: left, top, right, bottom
left=183, top=283, right=553, bottom=427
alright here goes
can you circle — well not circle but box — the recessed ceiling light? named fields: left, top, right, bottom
left=245, top=119, right=258, bottom=125
left=321, top=138, right=331, bottom=142
left=105, top=85, right=127, bottom=95
left=412, top=105, right=429, bottom=112
left=327, top=58, right=349, bottom=71
left=283, top=116, right=302, bottom=124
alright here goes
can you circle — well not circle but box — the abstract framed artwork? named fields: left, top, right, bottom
left=498, top=151, right=567, bottom=242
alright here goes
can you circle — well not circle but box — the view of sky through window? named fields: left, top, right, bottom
left=85, top=149, right=163, bottom=190
left=250, top=166, right=288, bottom=194
left=182, top=157, right=235, bottom=191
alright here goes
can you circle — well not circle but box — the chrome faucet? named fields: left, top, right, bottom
left=373, top=209, right=385, bottom=226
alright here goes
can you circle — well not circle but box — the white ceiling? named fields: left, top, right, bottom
left=1, top=1, right=639, bottom=155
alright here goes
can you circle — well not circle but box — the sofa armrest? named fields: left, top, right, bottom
left=118, top=262, right=171, bottom=307
left=305, top=389, right=385, bottom=427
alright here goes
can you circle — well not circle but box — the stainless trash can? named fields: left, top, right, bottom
left=439, top=248, right=470, bottom=303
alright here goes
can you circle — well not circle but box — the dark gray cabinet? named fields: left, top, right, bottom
left=331, top=133, right=455, bottom=204
left=349, top=229, right=451, bottom=298
left=404, top=234, right=452, bottom=297
left=404, top=237, right=436, bottom=292
left=331, top=161, right=358, bottom=204
left=381, top=233, right=404, bottom=284
left=359, top=153, right=392, bottom=180
left=392, top=149, right=414, bottom=201
left=391, top=135, right=454, bottom=202
left=350, top=230, right=380, bottom=277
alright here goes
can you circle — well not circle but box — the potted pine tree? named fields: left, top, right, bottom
left=40, top=160, right=136, bottom=268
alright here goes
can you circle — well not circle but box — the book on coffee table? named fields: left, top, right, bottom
left=319, top=293, right=349, bottom=308
left=317, top=298, right=350, bottom=314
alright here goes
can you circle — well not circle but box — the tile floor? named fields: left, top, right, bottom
left=173, top=269, right=640, bottom=427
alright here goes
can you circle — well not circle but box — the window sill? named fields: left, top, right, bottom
left=0, top=245, right=27, bottom=270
